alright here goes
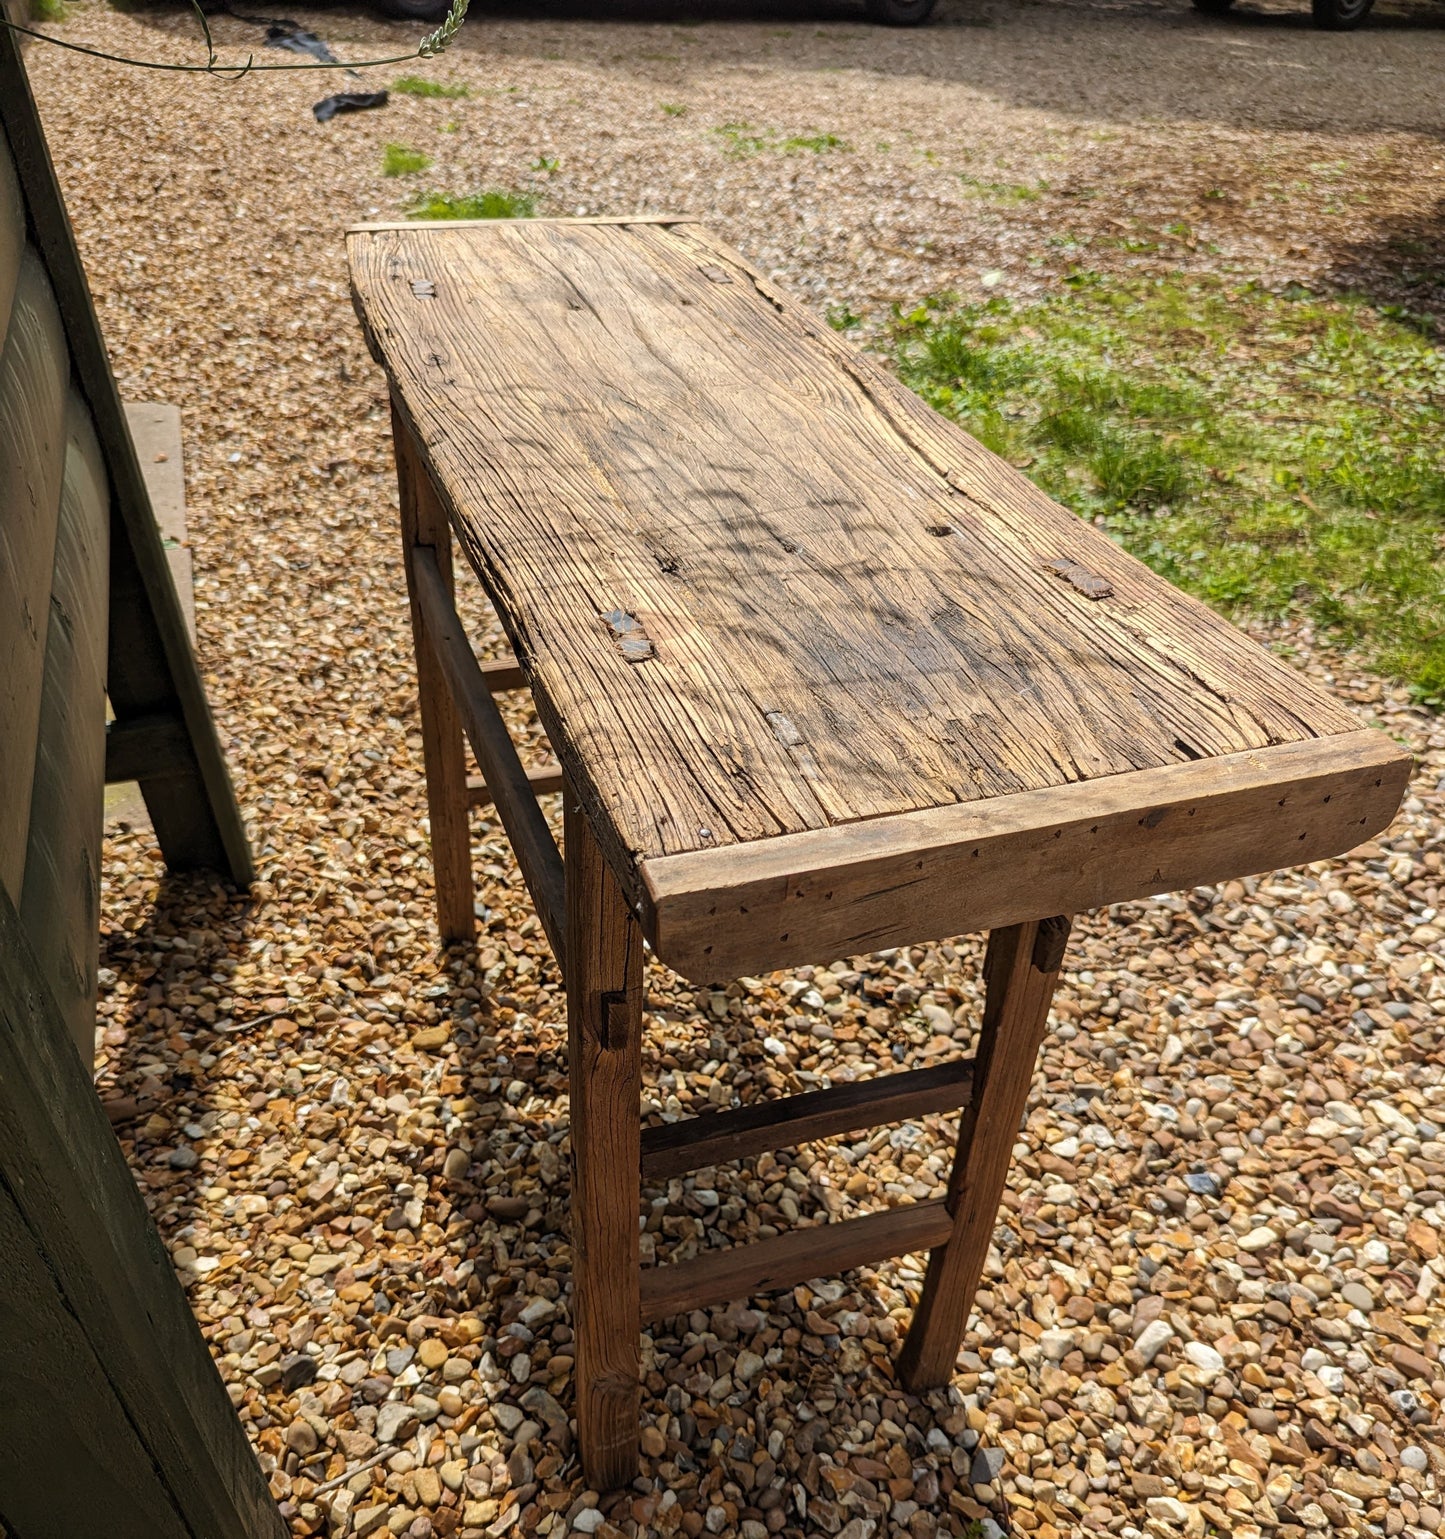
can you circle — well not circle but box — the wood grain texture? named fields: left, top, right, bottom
left=640, top=1058, right=975, bottom=1183
left=349, top=216, right=1374, bottom=924
left=0, top=27, right=251, bottom=885
left=0, top=244, right=68, bottom=902
left=0, top=1176, right=193, bottom=1539
left=413, top=545, right=567, bottom=963
left=0, top=121, right=22, bottom=359
left=641, top=729, right=1410, bottom=980
left=122, top=402, right=193, bottom=631
left=640, top=1200, right=954, bottom=1321
left=897, top=918, right=1069, bottom=1389
left=565, top=789, right=645, bottom=1488
left=20, top=389, right=110, bottom=1065
left=396, top=411, right=474, bottom=945
left=0, top=891, right=287, bottom=1539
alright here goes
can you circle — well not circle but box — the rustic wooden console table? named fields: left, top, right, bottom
left=349, top=216, right=1410, bottom=1487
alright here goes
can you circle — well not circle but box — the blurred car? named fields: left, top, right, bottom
left=1193, top=0, right=1373, bottom=28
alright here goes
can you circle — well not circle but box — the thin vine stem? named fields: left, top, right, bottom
left=0, top=0, right=467, bottom=76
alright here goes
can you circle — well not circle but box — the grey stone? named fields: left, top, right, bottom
left=375, top=1401, right=416, bottom=1444
left=970, top=1446, right=1006, bottom=1486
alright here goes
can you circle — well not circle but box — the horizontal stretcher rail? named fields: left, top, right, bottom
left=479, top=655, right=527, bottom=693
left=467, top=764, right=564, bottom=808
left=640, top=1058, right=976, bottom=1183
left=639, top=1199, right=953, bottom=1321
left=104, top=713, right=192, bottom=783
left=411, top=546, right=567, bottom=973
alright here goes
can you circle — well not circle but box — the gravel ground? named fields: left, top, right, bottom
left=23, top=2, right=1445, bottom=1537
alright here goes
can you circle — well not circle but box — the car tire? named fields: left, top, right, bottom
left=1311, top=0, right=1373, bottom=27
left=864, top=0, right=938, bottom=25
left=1190, top=0, right=1237, bottom=13
left=377, top=0, right=453, bottom=21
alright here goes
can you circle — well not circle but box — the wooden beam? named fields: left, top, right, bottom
left=479, top=654, right=528, bottom=693
left=348, top=214, right=692, bottom=234
left=467, top=762, right=564, bottom=809
left=640, top=1200, right=954, bottom=1321
left=640, top=730, right=1411, bottom=983
left=104, top=712, right=191, bottom=785
left=411, top=545, right=566, bottom=971
left=566, top=792, right=644, bottom=1489
left=396, top=407, right=474, bottom=947
left=640, top=1059, right=975, bottom=1183
left=0, top=29, right=251, bottom=885
left=898, top=918, right=1069, bottom=1389
left=0, top=891, right=285, bottom=1539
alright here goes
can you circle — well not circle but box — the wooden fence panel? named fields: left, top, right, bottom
left=0, top=894, right=289, bottom=1539
left=0, top=120, right=21, bottom=353
left=20, top=388, right=110, bottom=1063
left=0, top=1177, right=195, bottom=1539
left=0, top=244, right=67, bottom=898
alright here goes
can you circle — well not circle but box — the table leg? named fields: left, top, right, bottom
left=897, top=915, right=1071, bottom=1390
left=393, top=403, right=474, bottom=946
left=565, top=787, right=643, bottom=1488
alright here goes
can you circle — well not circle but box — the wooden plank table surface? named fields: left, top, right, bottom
left=349, top=216, right=1411, bottom=1488
left=351, top=216, right=1407, bottom=982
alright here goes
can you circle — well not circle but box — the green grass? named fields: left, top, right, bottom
left=392, top=75, right=469, bottom=98
left=382, top=143, right=432, bottom=177
left=959, top=173, right=1047, bottom=203
left=891, top=276, right=1445, bottom=703
left=715, top=121, right=850, bottom=158
left=31, top=0, right=67, bottom=17
left=407, top=189, right=536, bottom=221
left=660, top=102, right=688, bottom=116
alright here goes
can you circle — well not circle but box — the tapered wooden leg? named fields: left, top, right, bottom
left=394, top=402, right=474, bottom=946
left=897, top=915, right=1071, bottom=1390
left=565, top=788, right=643, bottom=1488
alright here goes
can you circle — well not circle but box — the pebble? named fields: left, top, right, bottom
left=375, top=1403, right=416, bottom=1445
left=1183, top=1342, right=1224, bottom=1382
left=1135, top=1319, right=1176, bottom=1365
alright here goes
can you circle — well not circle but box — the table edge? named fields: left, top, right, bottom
left=638, top=729, right=1412, bottom=982
left=345, top=215, right=697, bottom=235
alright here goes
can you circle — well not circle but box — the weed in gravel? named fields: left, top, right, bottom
left=781, top=131, right=848, bottom=154
left=31, top=0, right=68, bottom=17
left=407, top=189, right=536, bottom=220
left=382, top=143, right=432, bottom=177
left=827, top=302, right=862, bottom=331
left=659, top=101, right=687, bottom=116
left=959, top=173, right=1047, bottom=202
left=392, top=75, right=469, bottom=98
left=715, top=121, right=850, bottom=157
left=893, top=277, right=1445, bottom=702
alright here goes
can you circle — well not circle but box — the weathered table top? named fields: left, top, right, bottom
left=349, top=217, right=1409, bottom=981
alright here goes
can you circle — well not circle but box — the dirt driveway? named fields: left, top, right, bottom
left=23, top=3, right=1445, bottom=1539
